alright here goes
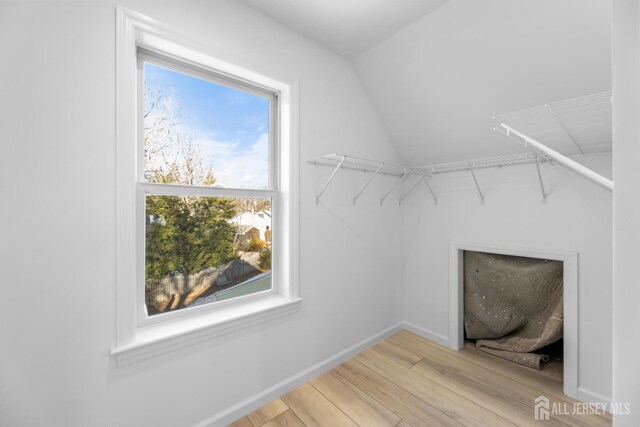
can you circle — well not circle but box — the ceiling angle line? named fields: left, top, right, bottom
left=316, top=154, right=346, bottom=204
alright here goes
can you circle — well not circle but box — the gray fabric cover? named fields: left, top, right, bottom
left=464, top=251, right=563, bottom=369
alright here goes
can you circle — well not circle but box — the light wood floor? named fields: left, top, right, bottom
left=229, top=330, right=612, bottom=427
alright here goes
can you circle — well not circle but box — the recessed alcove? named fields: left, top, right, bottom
left=449, top=241, right=578, bottom=398
left=463, top=250, right=564, bottom=377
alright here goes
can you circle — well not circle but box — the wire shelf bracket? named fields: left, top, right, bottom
left=309, top=154, right=407, bottom=205
left=422, top=176, right=438, bottom=206
left=397, top=175, right=438, bottom=206
left=398, top=175, right=438, bottom=206
left=545, top=104, right=585, bottom=156
left=469, top=169, right=485, bottom=204
left=309, top=149, right=566, bottom=206
left=315, top=155, right=346, bottom=204
left=353, top=164, right=383, bottom=205
left=535, top=161, right=548, bottom=203
left=398, top=175, right=423, bottom=206
left=381, top=172, right=409, bottom=206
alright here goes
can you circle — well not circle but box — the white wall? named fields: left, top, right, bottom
left=354, top=0, right=612, bottom=165
left=0, top=0, right=623, bottom=425
left=612, top=1, right=640, bottom=425
left=352, top=0, right=615, bottom=404
left=0, top=1, right=402, bottom=426
left=401, top=153, right=613, bottom=402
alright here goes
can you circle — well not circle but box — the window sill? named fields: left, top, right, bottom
left=111, top=296, right=302, bottom=366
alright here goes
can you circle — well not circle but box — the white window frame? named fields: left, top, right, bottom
left=112, top=8, right=300, bottom=366
left=136, top=52, right=280, bottom=327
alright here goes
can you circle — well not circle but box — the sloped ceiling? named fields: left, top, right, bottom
left=354, top=0, right=612, bottom=165
left=240, top=0, right=450, bottom=59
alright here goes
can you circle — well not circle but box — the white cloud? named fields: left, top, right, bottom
left=144, top=82, right=269, bottom=190
left=195, top=132, right=269, bottom=190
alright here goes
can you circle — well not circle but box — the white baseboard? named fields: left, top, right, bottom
left=193, top=320, right=613, bottom=426
left=578, top=387, right=613, bottom=412
left=402, top=322, right=615, bottom=411
left=193, top=322, right=404, bottom=427
left=402, top=321, right=451, bottom=347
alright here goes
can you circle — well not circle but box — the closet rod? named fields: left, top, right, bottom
left=498, top=123, right=613, bottom=191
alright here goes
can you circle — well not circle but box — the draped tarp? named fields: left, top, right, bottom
left=464, top=251, right=563, bottom=369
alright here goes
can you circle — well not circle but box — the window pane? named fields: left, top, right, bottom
left=145, top=195, right=272, bottom=316
left=143, top=61, right=270, bottom=189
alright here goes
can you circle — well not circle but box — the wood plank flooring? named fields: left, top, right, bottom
left=229, top=330, right=612, bottom=427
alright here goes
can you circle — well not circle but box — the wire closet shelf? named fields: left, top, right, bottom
left=309, top=152, right=551, bottom=206
left=494, top=90, right=612, bottom=157
left=310, top=91, right=613, bottom=206
left=493, top=90, right=613, bottom=191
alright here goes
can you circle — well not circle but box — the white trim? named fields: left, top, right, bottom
left=112, top=296, right=302, bottom=366
left=578, top=387, right=613, bottom=412
left=139, top=183, right=277, bottom=199
left=115, top=7, right=300, bottom=363
left=192, top=322, right=404, bottom=427
left=139, top=50, right=278, bottom=100
left=448, top=240, right=579, bottom=399
left=402, top=321, right=451, bottom=347
left=189, top=321, right=605, bottom=427
left=135, top=41, right=279, bottom=328
left=186, top=319, right=611, bottom=426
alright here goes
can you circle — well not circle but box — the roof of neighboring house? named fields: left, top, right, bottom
left=215, top=272, right=272, bottom=301
left=189, top=272, right=272, bottom=307
left=236, top=225, right=260, bottom=235
left=230, top=210, right=272, bottom=223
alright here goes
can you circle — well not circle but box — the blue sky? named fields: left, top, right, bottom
left=144, top=62, right=270, bottom=189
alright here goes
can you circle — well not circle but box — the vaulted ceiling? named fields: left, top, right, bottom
left=241, top=0, right=612, bottom=166
left=240, top=0, right=450, bottom=59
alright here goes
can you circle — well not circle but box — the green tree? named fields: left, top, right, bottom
left=145, top=195, right=237, bottom=282
left=258, top=248, right=271, bottom=271
left=143, top=79, right=239, bottom=310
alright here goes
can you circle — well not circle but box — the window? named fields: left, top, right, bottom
left=139, top=55, right=276, bottom=321
left=114, top=8, right=299, bottom=365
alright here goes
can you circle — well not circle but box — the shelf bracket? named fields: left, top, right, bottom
left=398, top=175, right=424, bottom=205
left=535, top=161, right=548, bottom=203
left=469, top=169, right=485, bottom=204
left=546, top=104, right=585, bottom=156
left=398, top=174, right=439, bottom=206
left=422, top=176, right=438, bottom=206
left=353, top=164, right=382, bottom=205
left=493, top=126, right=527, bottom=149
left=380, top=172, right=409, bottom=205
left=316, top=155, right=346, bottom=204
